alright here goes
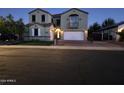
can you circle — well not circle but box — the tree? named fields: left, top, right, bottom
left=16, top=18, right=25, bottom=40
left=88, top=22, right=101, bottom=41
left=0, top=16, right=7, bottom=34
left=0, top=14, right=25, bottom=41
left=5, top=14, right=16, bottom=34
left=0, top=16, right=5, bottom=21
left=102, top=18, right=116, bottom=28
left=6, top=14, right=14, bottom=22
left=91, top=22, right=101, bottom=31
left=88, top=22, right=101, bottom=33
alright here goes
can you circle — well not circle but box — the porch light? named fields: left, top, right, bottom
left=118, top=29, right=122, bottom=32
left=51, top=27, right=63, bottom=45
left=118, top=28, right=124, bottom=32
left=51, top=28, right=63, bottom=39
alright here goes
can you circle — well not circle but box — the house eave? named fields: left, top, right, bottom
left=60, top=8, right=88, bottom=15
left=27, top=23, right=52, bottom=27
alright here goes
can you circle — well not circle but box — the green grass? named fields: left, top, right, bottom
left=17, top=40, right=54, bottom=45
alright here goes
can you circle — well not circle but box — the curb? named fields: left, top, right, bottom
left=0, top=45, right=124, bottom=51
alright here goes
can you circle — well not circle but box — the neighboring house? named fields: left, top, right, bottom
left=25, top=8, right=88, bottom=41
left=93, top=21, right=124, bottom=41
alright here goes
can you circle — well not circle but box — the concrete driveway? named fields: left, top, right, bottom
left=57, top=40, right=124, bottom=47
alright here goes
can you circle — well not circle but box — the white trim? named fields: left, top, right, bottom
left=50, top=31, right=54, bottom=40
left=32, top=28, right=34, bottom=36
left=38, top=28, right=41, bottom=36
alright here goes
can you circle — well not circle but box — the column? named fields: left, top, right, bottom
left=101, top=31, right=103, bottom=41
left=38, top=28, right=41, bottom=36
left=32, top=28, right=34, bottom=36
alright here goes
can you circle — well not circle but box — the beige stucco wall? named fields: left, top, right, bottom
left=61, top=9, right=88, bottom=32
left=29, top=10, right=52, bottom=24
left=24, top=24, right=52, bottom=41
left=29, top=24, right=50, bottom=36
left=27, top=9, right=53, bottom=41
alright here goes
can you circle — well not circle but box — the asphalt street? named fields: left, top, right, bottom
left=0, top=48, right=124, bottom=85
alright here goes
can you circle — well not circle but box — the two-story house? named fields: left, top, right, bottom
left=25, top=8, right=88, bottom=41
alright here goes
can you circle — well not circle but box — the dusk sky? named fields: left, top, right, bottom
left=0, top=8, right=124, bottom=27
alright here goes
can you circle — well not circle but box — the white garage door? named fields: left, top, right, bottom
left=64, top=32, right=84, bottom=40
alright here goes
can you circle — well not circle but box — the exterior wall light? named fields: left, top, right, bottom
left=51, top=28, right=63, bottom=45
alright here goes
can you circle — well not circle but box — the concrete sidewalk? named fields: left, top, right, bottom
left=0, top=45, right=124, bottom=51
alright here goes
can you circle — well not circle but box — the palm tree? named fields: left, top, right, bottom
left=102, top=18, right=116, bottom=28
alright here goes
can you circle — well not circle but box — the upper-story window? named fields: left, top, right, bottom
left=69, top=14, right=79, bottom=29
left=41, top=15, right=45, bottom=22
left=32, top=15, right=36, bottom=22
left=56, top=19, right=60, bottom=27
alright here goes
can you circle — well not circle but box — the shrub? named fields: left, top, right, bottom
left=18, top=40, right=54, bottom=45
left=0, top=34, right=17, bottom=41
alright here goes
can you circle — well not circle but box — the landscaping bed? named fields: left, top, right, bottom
left=17, top=40, right=54, bottom=46
left=0, top=40, right=20, bottom=45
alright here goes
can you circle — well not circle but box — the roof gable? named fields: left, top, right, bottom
left=52, top=14, right=61, bottom=18
left=28, top=8, right=52, bottom=15
left=61, top=8, right=88, bottom=15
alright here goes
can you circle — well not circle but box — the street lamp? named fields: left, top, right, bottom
left=51, top=27, right=63, bottom=45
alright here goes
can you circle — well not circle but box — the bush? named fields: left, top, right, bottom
left=18, top=40, right=54, bottom=45
left=0, top=34, right=17, bottom=41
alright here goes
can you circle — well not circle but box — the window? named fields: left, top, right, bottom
left=41, top=15, right=45, bottom=22
left=52, top=18, right=53, bottom=23
left=56, top=19, right=60, bottom=26
left=34, top=28, right=38, bottom=36
left=45, top=32, right=48, bottom=34
left=32, top=15, right=36, bottom=22
left=69, top=14, right=79, bottom=28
